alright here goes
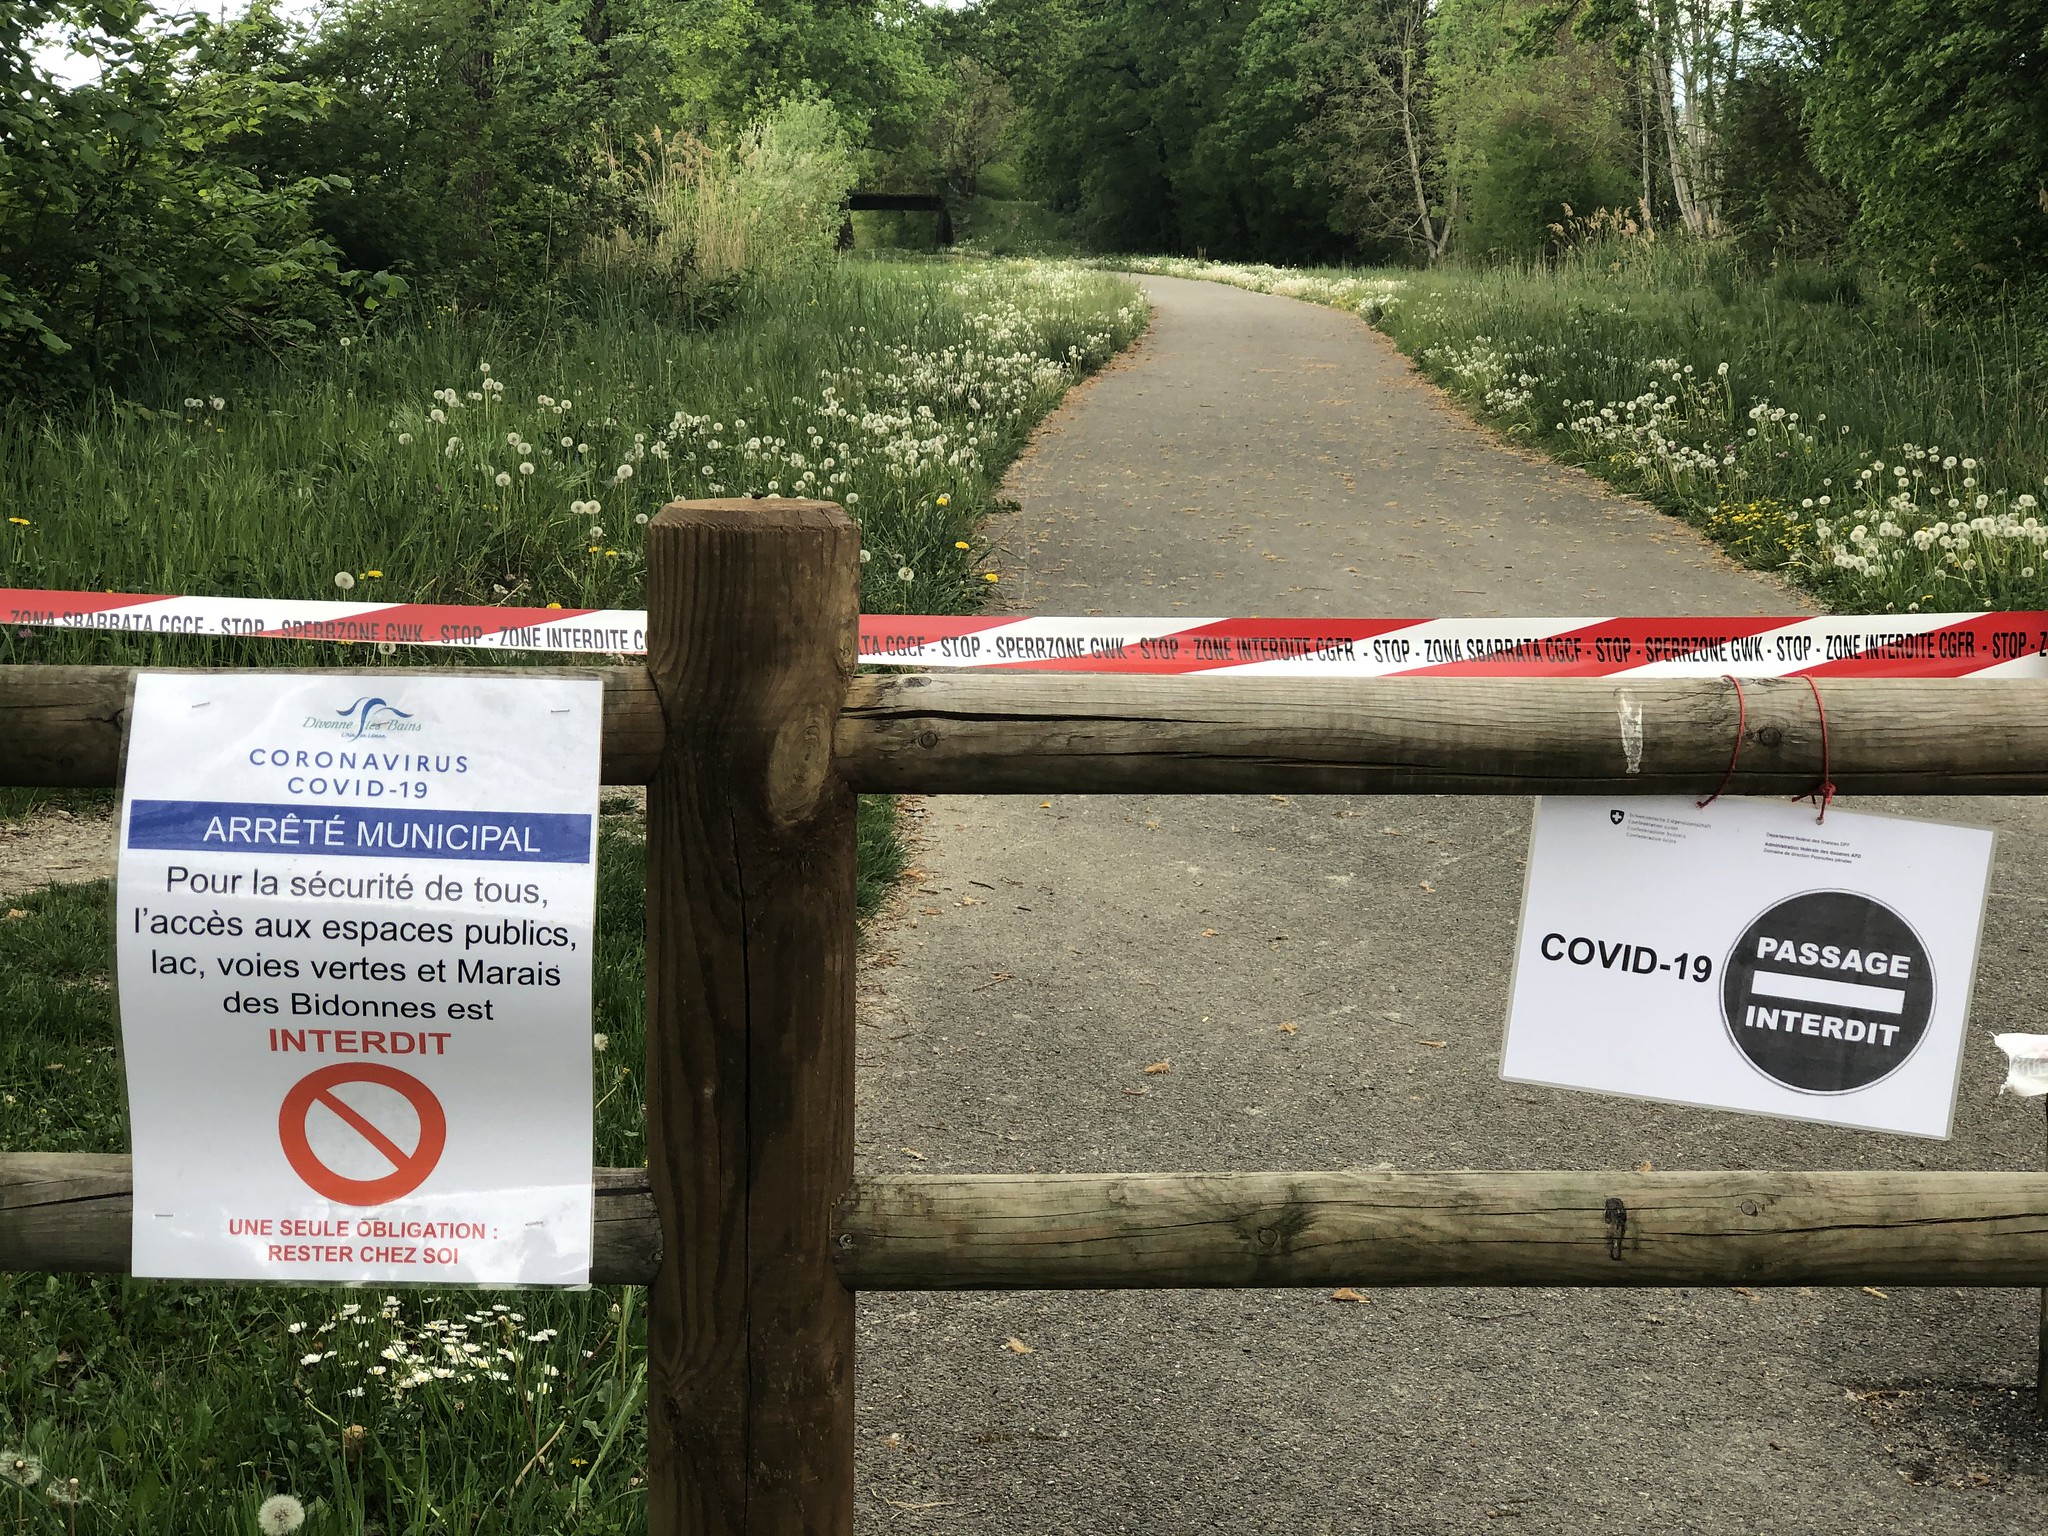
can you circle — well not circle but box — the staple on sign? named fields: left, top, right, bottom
left=1991, top=1033, right=2048, bottom=1097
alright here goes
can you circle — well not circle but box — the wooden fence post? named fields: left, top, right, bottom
left=642, top=499, right=860, bottom=1535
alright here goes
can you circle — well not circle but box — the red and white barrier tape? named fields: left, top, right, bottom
left=7, top=588, right=2046, bottom=678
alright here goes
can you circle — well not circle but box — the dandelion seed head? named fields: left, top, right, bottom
left=257, top=1493, right=306, bottom=1534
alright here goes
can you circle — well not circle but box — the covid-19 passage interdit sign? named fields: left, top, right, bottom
left=1502, top=797, right=1995, bottom=1138
left=115, top=672, right=602, bottom=1284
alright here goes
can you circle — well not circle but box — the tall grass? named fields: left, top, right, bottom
left=0, top=257, right=1146, bottom=671
left=1114, top=249, right=2048, bottom=613
left=586, top=99, right=857, bottom=292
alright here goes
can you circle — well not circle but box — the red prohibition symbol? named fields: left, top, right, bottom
left=278, top=1063, right=447, bottom=1206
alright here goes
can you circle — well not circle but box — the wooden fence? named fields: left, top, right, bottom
left=5, top=498, right=2048, bottom=1534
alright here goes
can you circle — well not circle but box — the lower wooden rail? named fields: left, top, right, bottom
left=11, top=1158, right=2048, bottom=1289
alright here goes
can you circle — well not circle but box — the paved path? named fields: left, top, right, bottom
left=851, top=274, right=2048, bottom=1534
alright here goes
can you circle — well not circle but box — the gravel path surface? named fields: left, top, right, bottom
left=850, top=274, right=2048, bottom=1534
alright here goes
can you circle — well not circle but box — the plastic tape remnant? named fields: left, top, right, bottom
left=1992, top=1033, right=2048, bottom=1097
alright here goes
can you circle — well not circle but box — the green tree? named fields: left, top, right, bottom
left=997, top=0, right=1345, bottom=260
left=1306, top=0, right=1453, bottom=261
left=1800, top=0, right=2048, bottom=301
left=0, top=1, right=370, bottom=389
left=1429, top=0, right=1640, bottom=257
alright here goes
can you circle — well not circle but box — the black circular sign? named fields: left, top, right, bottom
left=1720, top=892, right=1934, bottom=1094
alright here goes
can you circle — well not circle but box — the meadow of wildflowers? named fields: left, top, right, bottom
left=1112, top=254, right=2048, bottom=615
left=0, top=258, right=1144, bottom=669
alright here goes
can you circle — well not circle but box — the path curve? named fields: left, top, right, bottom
left=852, top=273, right=2048, bottom=1535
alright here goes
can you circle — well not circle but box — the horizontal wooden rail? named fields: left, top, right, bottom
left=15, top=666, right=2048, bottom=797
left=13, top=1158, right=2048, bottom=1289
left=833, top=1171, right=2048, bottom=1288
left=0, top=1156, right=660, bottom=1282
left=836, top=673, right=2048, bottom=795
left=0, top=665, right=664, bottom=788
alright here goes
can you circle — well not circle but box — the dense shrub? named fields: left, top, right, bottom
left=0, top=3, right=383, bottom=391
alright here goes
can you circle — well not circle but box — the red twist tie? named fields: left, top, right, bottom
left=1697, top=675, right=1746, bottom=809
left=1798, top=675, right=1836, bottom=823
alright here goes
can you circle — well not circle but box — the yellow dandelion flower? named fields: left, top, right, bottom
left=6, top=517, right=28, bottom=526
left=983, top=572, right=1000, bottom=583
left=936, top=494, right=951, bottom=507
left=364, top=570, right=383, bottom=579
left=954, top=541, right=970, bottom=550
left=547, top=602, right=562, bottom=610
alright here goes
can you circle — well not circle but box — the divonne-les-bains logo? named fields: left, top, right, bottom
left=301, top=697, right=422, bottom=740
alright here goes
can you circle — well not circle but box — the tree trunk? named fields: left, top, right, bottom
left=1394, top=22, right=1444, bottom=262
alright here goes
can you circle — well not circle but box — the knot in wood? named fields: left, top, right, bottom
left=1755, top=726, right=1784, bottom=748
left=917, top=729, right=939, bottom=750
left=766, top=707, right=836, bottom=822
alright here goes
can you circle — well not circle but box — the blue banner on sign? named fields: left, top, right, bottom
left=126, top=800, right=594, bottom=864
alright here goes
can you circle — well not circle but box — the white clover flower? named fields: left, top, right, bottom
left=334, top=571, right=356, bottom=592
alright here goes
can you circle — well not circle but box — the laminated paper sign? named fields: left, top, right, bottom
left=116, top=672, right=601, bottom=1284
left=1502, top=797, right=1994, bottom=1139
